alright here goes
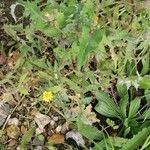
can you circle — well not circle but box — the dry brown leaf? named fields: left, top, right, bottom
left=0, top=71, right=4, bottom=79
left=110, top=48, right=118, bottom=69
left=82, top=104, right=100, bottom=125
left=6, top=125, right=20, bottom=139
left=66, top=104, right=99, bottom=125
left=8, top=139, right=17, bottom=147
left=0, top=52, right=7, bottom=65
left=48, top=134, right=64, bottom=144
left=8, top=51, right=20, bottom=67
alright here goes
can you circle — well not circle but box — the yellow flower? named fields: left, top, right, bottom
left=42, top=91, right=53, bottom=102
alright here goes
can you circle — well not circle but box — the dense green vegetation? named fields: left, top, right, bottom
left=0, top=0, right=150, bottom=149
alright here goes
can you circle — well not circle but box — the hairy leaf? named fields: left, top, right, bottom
left=20, top=128, right=35, bottom=149
left=121, top=127, right=150, bottom=150
left=77, top=121, right=103, bottom=140
left=78, top=26, right=103, bottom=69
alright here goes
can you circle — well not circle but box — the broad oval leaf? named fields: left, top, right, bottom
left=77, top=121, right=103, bottom=141
left=95, top=101, right=119, bottom=118
left=94, top=91, right=120, bottom=118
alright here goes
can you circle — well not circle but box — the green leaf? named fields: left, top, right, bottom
left=145, top=143, right=150, bottom=150
left=0, top=144, right=4, bottom=150
left=18, top=73, right=28, bottom=87
left=18, top=86, right=29, bottom=95
left=15, top=56, right=25, bottom=69
left=94, top=91, right=119, bottom=118
left=124, top=127, right=131, bottom=137
left=56, top=12, right=65, bottom=28
left=78, top=26, right=103, bottom=69
left=47, top=86, right=62, bottom=93
left=20, top=128, right=35, bottom=149
left=128, top=98, right=141, bottom=119
left=93, top=140, right=106, bottom=150
left=141, top=55, right=150, bottom=75
left=145, top=89, right=150, bottom=102
left=121, top=127, right=150, bottom=150
left=95, top=101, right=119, bottom=118
left=37, top=71, right=52, bottom=81
left=3, top=25, right=23, bottom=41
left=82, top=0, right=94, bottom=19
left=93, top=137, right=128, bottom=150
left=119, top=94, right=129, bottom=119
left=117, top=83, right=128, bottom=97
left=77, top=121, right=103, bottom=140
left=62, top=77, right=81, bottom=93
left=109, top=137, right=128, bottom=148
left=139, top=77, right=150, bottom=89
left=142, top=108, right=150, bottom=120
left=30, top=58, right=48, bottom=69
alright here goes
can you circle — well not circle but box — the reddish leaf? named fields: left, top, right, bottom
left=48, top=134, right=64, bottom=144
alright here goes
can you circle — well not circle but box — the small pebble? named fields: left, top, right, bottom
left=36, top=128, right=44, bottom=135
left=36, top=146, right=43, bottom=150
left=50, top=120, right=55, bottom=126
left=16, top=147, right=21, bottom=150
left=8, top=118, right=19, bottom=126
left=22, top=103, right=27, bottom=107
left=55, top=125, right=62, bottom=133
left=32, top=137, right=44, bottom=146
left=53, top=116, right=59, bottom=122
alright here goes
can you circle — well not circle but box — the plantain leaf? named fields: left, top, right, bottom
left=117, top=83, right=128, bottom=97
left=95, top=101, right=119, bottom=118
left=94, top=91, right=120, bottom=118
left=141, top=54, right=150, bottom=75
left=119, top=94, right=129, bottom=119
left=142, top=108, right=150, bottom=120
left=121, top=127, right=150, bottom=150
left=145, top=89, right=150, bottom=102
left=128, top=98, right=141, bottom=119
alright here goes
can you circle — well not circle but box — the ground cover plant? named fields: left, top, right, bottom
left=0, top=0, right=150, bottom=149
